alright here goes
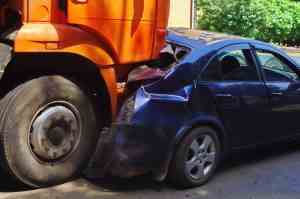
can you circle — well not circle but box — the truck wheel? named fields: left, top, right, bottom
left=168, top=127, right=221, bottom=189
left=0, top=76, right=98, bottom=188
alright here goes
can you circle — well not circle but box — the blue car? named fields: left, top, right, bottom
left=92, top=30, right=300, bottom=188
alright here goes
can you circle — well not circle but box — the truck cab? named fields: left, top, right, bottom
left=0, top=0, right=170, bottom=188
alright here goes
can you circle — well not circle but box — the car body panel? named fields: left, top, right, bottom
left=195, top=80, right=270, bottom=147
left=252, top=44, right=300, bottom=140
left=94, top=83, right=229, bottom=180
left=89, top=30, right=300, bottom=181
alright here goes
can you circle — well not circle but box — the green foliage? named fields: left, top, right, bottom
left=197, top=0, right=300, bottom=46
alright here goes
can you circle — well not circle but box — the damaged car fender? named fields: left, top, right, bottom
left=108, top=86, right=194, bottom=179
left=106, top=81, right=231, bottom=181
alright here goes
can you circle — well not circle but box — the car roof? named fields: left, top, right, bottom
left=168, top=28, right=242, bottom=47
left=167, top=28, right=278, bottom=51
left=166, top=28, right=300, bottom=71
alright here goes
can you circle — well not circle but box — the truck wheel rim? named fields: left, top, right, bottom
left=29, top=102, right=82, bottom=162
left=185, top=134, right=216, bottom=180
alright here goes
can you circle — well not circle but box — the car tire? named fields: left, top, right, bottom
left=168, top=127, right=221, bottom=189
left=0, top=76, right=98, bottom=188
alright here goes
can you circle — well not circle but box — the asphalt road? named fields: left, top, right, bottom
left=1, top=142, right=300, bottom=199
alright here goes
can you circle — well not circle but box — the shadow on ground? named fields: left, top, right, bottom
left=90, top=140, right=300, bottom=192
left=1, top=141, right=300, bottom=199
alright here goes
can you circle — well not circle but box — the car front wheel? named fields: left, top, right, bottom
left=168, top=127, right=221, bottom=188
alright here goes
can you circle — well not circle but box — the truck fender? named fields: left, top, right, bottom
left=14, top=23, right=117, bottom=67
left=98, top=67, right=118, bottom=119
left=14, top=23, right=119, bottom=118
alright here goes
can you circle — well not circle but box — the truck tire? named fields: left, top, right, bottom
left=0, top=76, right=99, bottom=188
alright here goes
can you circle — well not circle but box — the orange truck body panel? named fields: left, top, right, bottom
left=17, top=0, right=170, bottom=64
left=3, top=0, right=170, bottom=119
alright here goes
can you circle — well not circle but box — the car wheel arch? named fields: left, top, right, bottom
left=174, top=120, right=229, bottom=156
left=153, top=117, right=230, bottom=182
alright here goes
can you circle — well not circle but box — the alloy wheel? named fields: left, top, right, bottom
left=185, top=134, right=216, bottom=180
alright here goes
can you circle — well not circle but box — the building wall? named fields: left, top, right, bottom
left=168, top=0, right=192, bottom=28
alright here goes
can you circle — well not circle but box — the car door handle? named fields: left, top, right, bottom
left=216, top=93, right=235, bottom=103
left=271, top=92, right=283, bottom=96
left=216, top=93, right=239, bottom=109
left=216, top=94, right=233, bottom=98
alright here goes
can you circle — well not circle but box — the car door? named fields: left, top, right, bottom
left=199, top=44, right=269, bottom=147
left=254, top=45, right=300, bottom=139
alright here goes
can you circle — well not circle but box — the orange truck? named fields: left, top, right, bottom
left=0, top=0, right=169, bottom=187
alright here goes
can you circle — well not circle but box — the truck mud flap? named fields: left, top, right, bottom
left=0, top=42, right=12, bottom=79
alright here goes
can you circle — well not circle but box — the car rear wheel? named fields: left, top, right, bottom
left=0, top=76, right=99, bottom=188
left=168, top=127, right=221, bottom=188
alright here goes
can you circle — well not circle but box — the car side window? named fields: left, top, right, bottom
left=293, top=57, right=300, bottom=66
left=256, top=50, right=299, bottom=81
left=202, top=49, right=259, bottom=81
